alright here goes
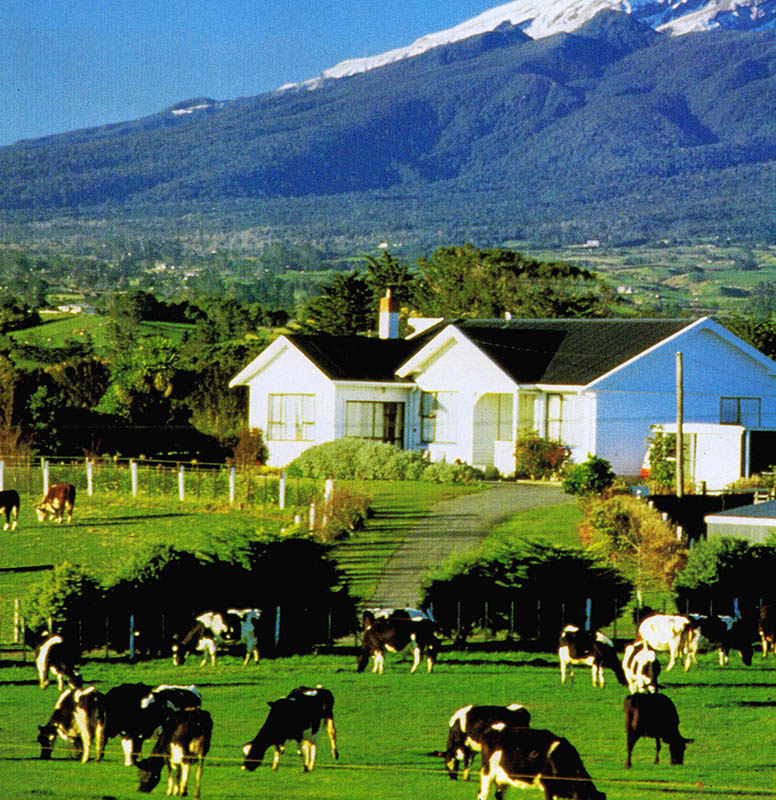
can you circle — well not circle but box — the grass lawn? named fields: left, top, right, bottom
left=0, top=648, right=773, bottom=799
left=486, top=501, right=584, bottom=550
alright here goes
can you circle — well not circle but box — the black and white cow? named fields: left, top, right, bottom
left=444, top=704, right=531, bottom=781
left=558, top=625, right=627, bottom=688
left=242, top=685, right=339, bottom=773
left=103, top=682, right=202, bottom=766
left=637, top=614, right=695, bottom=671
left=362, top=607, right=433, bottom=627
left=622, top=638, right=661, bottom=694
left=29, top=630, right=82, bottom=691
left=36, top=483, right=76, bottom=523
left=759, top=605, right=776, bottom=657
left=137, top=708, right=213, bottom=797
left=0, top=489, right=19, bottom=530
left=37, top=686, right=105, bottom=763
left=172, top=608, right=262, bottom=666
left=478, top=726, right=607, bottom=800
left=357, top=614, right=439, bottom=674
left=624, top=692, right=693, bottom=768
left=686, top=613, right=753, bottom=666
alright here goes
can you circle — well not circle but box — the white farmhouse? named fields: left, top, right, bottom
left=229, top=313, right=776, bottom=487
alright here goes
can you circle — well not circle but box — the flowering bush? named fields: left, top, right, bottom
left=514, top=429, right=570, bottom=479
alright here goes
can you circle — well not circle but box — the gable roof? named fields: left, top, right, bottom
left=451, top=318, right=696, bottom=385
left=286, top=334, right=424, bottom=382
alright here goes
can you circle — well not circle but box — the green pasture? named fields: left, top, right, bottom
left=0, top=480, right=481, bottom=640
left=0, top=647, right=774, bottom=799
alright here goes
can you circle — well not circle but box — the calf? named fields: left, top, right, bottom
left=686, top=613, right=753, bottom=667
left=637, top=614, right=695, bottom=671
left=558, top=625, right=627, bottom=688
left=759, top=605, right=776, bottom=657
left=0, top=489, right=19, bottom=530
left=624, top=692, right=693, bottom=768
left=136, top=708, right=212, bottom=797
left=32, top=631, right=82, bottom=691
left=103, top=682, right=202, bottom=766
left=357, top=616, right=439, bottom=674
left=242, top=685, right=339, bottom=773
left=478, top=726, right=606, bottom=800
left=622, top=638, right=661, bottom=694
left=445, top=703, right=531, bottom=781
left=36, top=483, right=76, bottom=523
left=172, top=608, right=262, bottom=666
left=37, top=686, right=105, bottom=763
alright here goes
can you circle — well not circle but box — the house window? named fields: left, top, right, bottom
left=421, top=392, right=456, bottom=443
left=518, top=393, right=535, bottom=430
left=546, top=393, right=564, bottom=441
left=720, top=397, right=760, bottom=427
left=346, top=401, right=405, bottom=447
left=267, top=394, right=315, bottom=441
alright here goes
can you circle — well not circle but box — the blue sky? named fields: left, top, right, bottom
left=1, top=0, right=498, bottom=146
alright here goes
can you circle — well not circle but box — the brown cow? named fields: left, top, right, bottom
left=37, top=483, right=76, bottom=523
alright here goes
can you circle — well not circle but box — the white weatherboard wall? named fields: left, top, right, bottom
left=244, top=341, right=335, bottom=467
left=406, top=331, right=517, bottom=465
left=590, top=325, right=776, bottom=477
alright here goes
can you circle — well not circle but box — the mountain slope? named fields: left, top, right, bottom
left=0, top=11, right=774, bottom=246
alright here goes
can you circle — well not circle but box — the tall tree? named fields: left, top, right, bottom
left=301, top=271, right=374, bottom=335
left=363, top=250, right=416, bottom=307
left=414, top=244, right=616, bottom=318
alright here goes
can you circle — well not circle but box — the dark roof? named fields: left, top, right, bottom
left=455, top=318, right=694, bottom=384
left=287, top=334, right=424, bottom=382
left=708, top=499, right=776, bottom=520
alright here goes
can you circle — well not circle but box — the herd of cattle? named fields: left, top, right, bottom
left=28, top=603, right=776, bottom=798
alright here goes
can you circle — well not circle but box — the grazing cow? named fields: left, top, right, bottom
left=624, top=692, right=693, bottom=768
left=759, top=605, right=776, bottom=657
left=444, top=704, right=531, bottom=781
left=37, top=686, right=105, bottom=763
left=622, top=638, right=661, bottom=694
left=137, top=708, right=212, bottom=797
left=357, top=614, right=439, bottom=674
left=242, top=685, right=339, bottom=773
left=558, top=625, right=627, bottom=688
left=362, top=607, right=434, bottom=627
left=29, top=631, right=82, bottom=691
left=36, top=483, right=76, bottom=523
left=686, top=613, right=753, bottom=666
left=172, top=608, right=262, bottom=666
left=637, top=614, right=695, bottom=671
left=478, top=726, right=606, bottom=800
left=103, top=682, right=202, bottom=766
left=0, top=489, right=19, bottom=530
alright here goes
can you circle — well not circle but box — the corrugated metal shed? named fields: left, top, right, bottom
left=705, top=498, right=776, bottom=543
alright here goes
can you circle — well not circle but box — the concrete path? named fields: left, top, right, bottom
left=369, top=483, right=575, bottom=608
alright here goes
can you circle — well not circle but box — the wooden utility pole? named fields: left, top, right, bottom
left=676, top=351, right=684, bottom=498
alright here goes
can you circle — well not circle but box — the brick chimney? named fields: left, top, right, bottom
left=378, top=289, right=399, bottom=339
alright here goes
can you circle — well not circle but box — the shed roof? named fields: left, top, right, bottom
left=706, top=499, right=776, bottom=521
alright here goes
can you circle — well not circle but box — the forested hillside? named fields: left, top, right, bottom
left=1, top=11, right=774, bottom=248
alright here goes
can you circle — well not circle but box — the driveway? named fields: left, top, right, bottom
left=369, top=483, right=575, bottom=608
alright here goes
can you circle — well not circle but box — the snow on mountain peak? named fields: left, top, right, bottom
left=278, top=0, right=775, bottom=92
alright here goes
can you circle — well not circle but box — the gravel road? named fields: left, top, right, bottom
left=369, top=483, right=575, bottom=608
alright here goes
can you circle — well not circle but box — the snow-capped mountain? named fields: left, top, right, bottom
left=281, top=0, right=776, bottom=90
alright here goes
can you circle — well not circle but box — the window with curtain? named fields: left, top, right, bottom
left=420, top=392, right=456, bottom=443
left=267, top=394, right=315, bottom=440
left=346, top=401, right=405, bottom=446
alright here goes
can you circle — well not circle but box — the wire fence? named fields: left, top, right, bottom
left=0, top=455, right=321, bottom=509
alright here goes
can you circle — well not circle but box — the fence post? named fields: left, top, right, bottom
left=131, top=460, right=138, bottom=497
left=274, top=606, right=281, bottom=649
left=87, top=459, right=94, bottom=497
left=0, top=460, right=4, bottom=492
left=129, top=614, right=135, bottom=660
left=43, top=459, right=50, bottom=495
left=585, top=597, right=592, bottom=630
left=229, top=467, right=235, bottom=505
left=178, top=465, right=185, bottom=501
left=13, top=598, right=20, bottom=643
left=309, top=503, right=316, bottom=530
left=279, top=472, right=286, bottom=510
